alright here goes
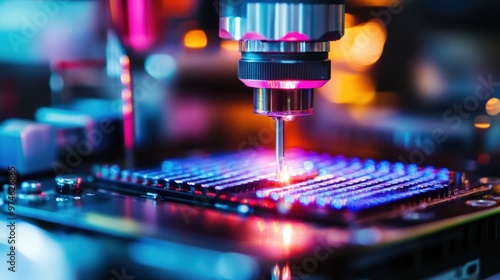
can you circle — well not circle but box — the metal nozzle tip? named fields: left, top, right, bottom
left=275, top=117, right=286, bottom=180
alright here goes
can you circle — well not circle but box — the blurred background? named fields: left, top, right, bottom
left=0, top=0, right=500, bottom=176
left=1, top=1, right=500, bottom=279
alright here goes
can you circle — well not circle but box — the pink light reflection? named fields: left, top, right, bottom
left=222, top=31, right=311, bottom=41
left=219, top=29, right=234, bottom=40
left=280, top=32, right=310, bottom=41
left=126, top=0, right=155, bottom=51
left=246, top=217, right=310, bottom=256
left=241, top=32, right=267, bottom=40
left=241, top=79, right=328, bottom=89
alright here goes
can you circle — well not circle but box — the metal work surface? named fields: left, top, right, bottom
left=90, top=149, right=486, bottom=222
left=3, top=149, right=500, bottom=279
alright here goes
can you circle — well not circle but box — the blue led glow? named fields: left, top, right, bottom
left=256, top=190, right=264, bottom=198
left=101, top=166, right=110, bottom=178
left=364, top=159, right=375, bottom=168
left=407, top=164, right=418, bottom=174
left=437, top=169, right=450, bottom=181
left=304, top=161, right=314, bottom=171
left=424, top=166, right=435, bottom=173
left=109, top=165, right=121, bottom=178
left=378, top=161, right=390, bottom=171
left=162, top=161, right=175, bottom=171
left=270, top=192, right=280, bottom=201
left=332, top=155, right=347, bottom=162
left=299, top=196, right=311, bottom=206
left=145, top=54, right=177, bottom=80
left=316, top=197, right=327, bottom=207
left=393, top=162, right=405, bottom=172
left=422, top=167, right=435, bottom=178
left=331, top=199, right=344, bottom=209
left=284, top=195, right=295, bottom=203
left=237, top=205, right=250, bottom=214
left=107, top=148, right=450, bottom=213
left=319, top=169, right=329, bottom=176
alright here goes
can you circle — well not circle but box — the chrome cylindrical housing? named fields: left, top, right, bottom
left=219, top=1, right=345, bottom=41
left=254, top=88, right=314, bottom=116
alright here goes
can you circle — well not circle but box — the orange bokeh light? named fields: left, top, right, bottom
left=184, top=29, right=208, bottom=49
left=330, top=19, right=387, bottom=70
left=345, top=13, right=356, bottom=28
left=486, top=98, right=500, bottom=116
left=220, top=40, right=239, bottom=51
left=319, top=72, right=375, bottom=105
left=474, top=115, right=491, bottom=129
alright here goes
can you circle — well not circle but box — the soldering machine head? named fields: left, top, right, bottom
left=219, top=0, right=346, bottom=117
